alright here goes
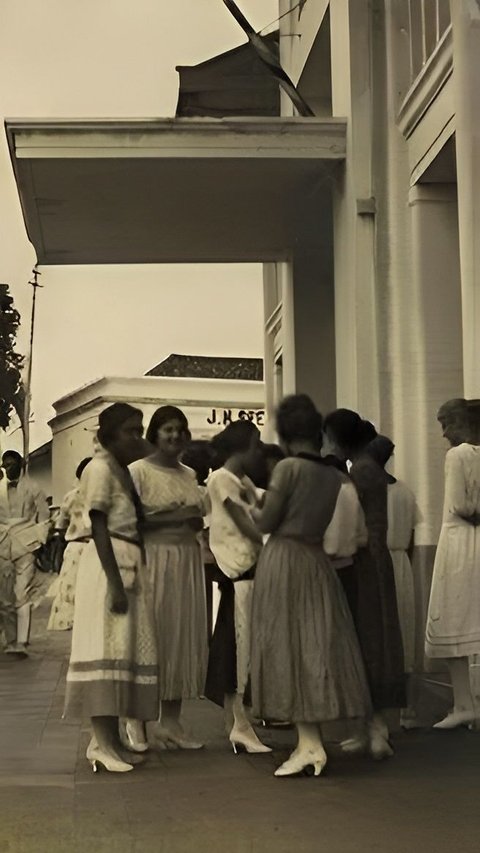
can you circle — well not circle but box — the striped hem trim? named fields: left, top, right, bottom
left=68, top=659, right=157, bottom=675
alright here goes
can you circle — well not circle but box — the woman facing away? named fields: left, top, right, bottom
left=250, top=395, right=372, bottom=778
left=323, top=410, right=406, bottom=759
left=124, top=406, right=208, bottom=752
left=426, top=398, right=480, bottom=730
left=365, top=435, right=422, bottom=726
left=205, top=420, right=271, bottom=755
left=63, top=403, right=158, bottom=773
left=47, top=457, right=93, bottom=631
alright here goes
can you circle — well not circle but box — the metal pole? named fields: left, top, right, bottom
left=222, top=0, right=315, bottom=117
left=23, top=267, right=42, bottom=466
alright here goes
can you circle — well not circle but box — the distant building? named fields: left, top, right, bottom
left=48, top=354, right=264, bottom=503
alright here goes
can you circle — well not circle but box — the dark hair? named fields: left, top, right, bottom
left=263, top=443, right=286, bottom=463
left=276, top=394, right=323, bottom=445
left=97, top=403, right=143, bottom=448
left=146, top=405, right=189, bottom=446
left=365, top=435, right=394, bottom=469
left=76, top=457, right=93, bottom=480
left=2, top=450, right=23, bottom=464
left=324, top=408, right=377, bottom=453
left=181, top=440, right=213, bottom=486
left=211, top=420, right=259, bottom=463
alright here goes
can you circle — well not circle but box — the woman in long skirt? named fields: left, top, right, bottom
left=205, top=420, right=270, bottom=754
left=127, top=406, right=208, bottom=750
left=250, top=395, right=372, bottom=778
left=323, top=410, right=406, bottom=758
left=64, top=403, right=158, bottom=773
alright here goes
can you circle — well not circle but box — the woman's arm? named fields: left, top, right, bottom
left=252, top=461, right=291, bottom=534
left=90, top=510, right=128, bottom=614
left=224, top=498, right=263, bottom=545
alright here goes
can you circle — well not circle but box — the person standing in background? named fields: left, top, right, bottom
left=47, top=457, right=93, bottom=631
left=365, top=436, right=422, bottom=727
left=0, top=450, right=51, bottom=655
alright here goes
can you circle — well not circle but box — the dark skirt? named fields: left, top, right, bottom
left=353, top=544, right=406, bottom=710
left=204, top=564, right=255, bottom=707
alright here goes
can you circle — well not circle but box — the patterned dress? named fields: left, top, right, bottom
left=129, top=459, right=208, bottom=701
left=48, top=487, right=87, bottom=631
left=64, top=452, right=158, bottom=720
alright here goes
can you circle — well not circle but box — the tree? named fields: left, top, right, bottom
left=0, top=283, right=25, bottom=432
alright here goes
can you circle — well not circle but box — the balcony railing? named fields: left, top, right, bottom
left=407, top=0, right=450, bottom=83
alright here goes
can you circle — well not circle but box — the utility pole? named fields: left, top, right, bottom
left=222, top=0, right=314, bottom=117
left=23, top=267, right=42, bottom=466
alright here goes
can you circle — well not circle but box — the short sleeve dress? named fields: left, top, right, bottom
left=47, top=486, right=88, bottom=632
left=250, top=455, right=372, bottom=724
left=425, top=443, right=480, bottom=658
left=129, top=458, right=208, bottom=702
left=64, top=452, right=158, bottom=721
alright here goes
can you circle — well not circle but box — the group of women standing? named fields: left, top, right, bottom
left=58, top=393, right=426, bottom=777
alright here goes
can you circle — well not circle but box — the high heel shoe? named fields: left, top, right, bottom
left=229, top=724, right=272, bottom=754
left=433, top=710, right=476, bottom=730
left=86, top=741, right=133, bottom=773
left=119, top=719, right=149, bottom=753
left=274, top=748, right=327, bottom=778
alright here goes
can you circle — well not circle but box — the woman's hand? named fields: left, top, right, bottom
left=108, top=581, right=128, bottom=614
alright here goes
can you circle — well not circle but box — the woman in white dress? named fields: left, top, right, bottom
left=127, top=406, right=208, bottom=750
left=205, top=420, right=271, bottom=755
left=426, top=398, right=480, bottom=729
left=64, top=403, right=158, bottom=773
left=47, top=458, right=92, bottom=631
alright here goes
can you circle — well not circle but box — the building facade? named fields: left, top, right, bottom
left=6, top=1, right=480, bottom=702
left=260, top=1, right=477, bottom=676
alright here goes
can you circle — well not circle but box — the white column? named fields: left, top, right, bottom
left=329, top=0, right=380, bottom=424
left=279, top=260, right=296, bottom=396
left=450, top=1, right=480, bottom=396
left=407, top=185, right=463, bottom=544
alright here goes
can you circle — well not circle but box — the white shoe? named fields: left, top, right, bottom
left=433, top=710, right=476, bottom=730
left=86, top=741, right=133, bottom=773
left=119, top=719, right=149, bottom=753
left=5, top=642, right=28, bottom=658
left=274, top=747, right=327, bottom=778
left=229, top=725, right=272, bottom=754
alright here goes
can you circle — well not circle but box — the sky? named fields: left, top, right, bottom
left=0, top=0, right=278, bottom=450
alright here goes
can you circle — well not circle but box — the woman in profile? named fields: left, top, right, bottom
left=64, top=403, right=158, bottom=773
left=250, top=395, right=372, bottom=778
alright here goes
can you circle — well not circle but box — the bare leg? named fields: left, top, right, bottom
left=275, top=723, right=327, bottom=777
left=434, top=657, right=475, bottom=729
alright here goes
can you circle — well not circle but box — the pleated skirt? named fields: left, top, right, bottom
left=145, top=530, right=208, bottom=701
left=250, top=536, right=372, bottom=724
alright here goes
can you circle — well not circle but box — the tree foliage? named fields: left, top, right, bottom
left=0, top=284, right=25, bottom=430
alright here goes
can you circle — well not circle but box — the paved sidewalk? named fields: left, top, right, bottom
left=1, top=602, right=480, bottom=853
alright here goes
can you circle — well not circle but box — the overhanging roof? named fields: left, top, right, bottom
left=5, top=117, right=346, bottom=264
